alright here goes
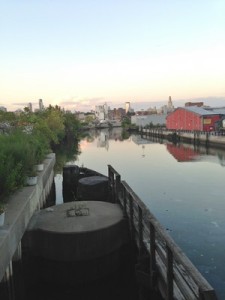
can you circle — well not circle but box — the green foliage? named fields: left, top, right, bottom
left=121, top=130, right=130, bottom=140
left=46, top=109, right=65, bottom=143
left=0, top=111, right=17, bottom=124
left=122, top=116, right=131, bottom=128
left=84, top=114, right=95, bottom=124
left=0, top=106, right=82, bottom=201
left=63, top=112, right=81, bottom=141
left=0, top=132, right=27, bottom=199
left=0, top=129, right=40, bottom=198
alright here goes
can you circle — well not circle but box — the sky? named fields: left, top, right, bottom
left=1, top=0, right=225, bottom=112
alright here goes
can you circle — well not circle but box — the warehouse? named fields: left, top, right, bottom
left=166, top=106, right=225, bottom=132
left=131, top=114, right=166, bottom=127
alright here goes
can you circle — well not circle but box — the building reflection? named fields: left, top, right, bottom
left=84, top=129, right=225, bottom=167
left=166, top=142, right=225, bottom=166
left=97, top=130, right=109, bottom=150
left=166, top=143, right=200, bottom=162
left=131, top=135, right=154, bottom=145
left=95, top=128, right=125, bottom=150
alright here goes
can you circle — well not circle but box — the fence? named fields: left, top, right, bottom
left=108, top=165, right=217, bottom=300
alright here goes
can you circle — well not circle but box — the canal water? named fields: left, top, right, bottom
left=54, top=128, right=225, bottom=300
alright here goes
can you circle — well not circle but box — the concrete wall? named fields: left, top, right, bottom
left=131, top=114, right=166, bottom=127
left=0, top=154, right=55, bottom=282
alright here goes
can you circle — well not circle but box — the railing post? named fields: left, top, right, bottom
left=129, top=193, right=134, bottom=239
left=122, top=184, right=127, bottom=217
left=138, top=205, right=144, bottom=256
left=166, top=245, right=173, bottom=300
left=149, top=223, right=157, bottom=288
left=115, top=174, right=121, bottom=204
left=108, top=165, right=115, bottom=203
left=206, top=132, right=209, bottom=147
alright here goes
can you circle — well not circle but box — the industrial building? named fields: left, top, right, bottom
left=131, top=114, right=166, bottom=127
left=166, top=106, right=225, bottom=132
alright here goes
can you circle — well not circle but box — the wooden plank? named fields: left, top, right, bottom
left=173, top=260, right=199, bottom=298
left=173, top=266, right=198, bottom=300
left=142, top=226, right=207, bottom=299
left=144, top=214, right=216, bottom=298
left=156, top=254, right=187, bottom=300
left=150, top=223, right=156, bottom=288
left=166, top=246, right=174, bottom=300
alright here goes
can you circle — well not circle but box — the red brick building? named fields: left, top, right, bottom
left=166, top=107, right=225, bottom=132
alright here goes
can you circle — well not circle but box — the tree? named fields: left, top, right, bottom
left=63, top=112, right=81, bottom=142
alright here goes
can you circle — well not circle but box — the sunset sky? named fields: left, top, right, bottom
left=1, top=0, right=225, bottom=112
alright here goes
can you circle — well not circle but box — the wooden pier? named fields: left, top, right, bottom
left=108, top=165, right=218, bottom=300
left=140, top=128, right=225, bottom=149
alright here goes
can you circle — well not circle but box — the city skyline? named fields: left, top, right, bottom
left=1, top=1, right=225, bottom=112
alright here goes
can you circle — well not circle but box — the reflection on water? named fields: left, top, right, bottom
left=166, top=143, right=200, bottom=162
left=166, top=140, right=225, bottom=166
left=61, top=128, right=225, bottom=299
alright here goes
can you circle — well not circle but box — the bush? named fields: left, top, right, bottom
left=0, top=130, right=48, bottom=199
left=0, top=132, right=27, bottom=199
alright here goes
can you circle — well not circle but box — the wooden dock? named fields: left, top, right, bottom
left=108, top=165, right=218, bottom=300
left=140, top=128, right=225, bottom=148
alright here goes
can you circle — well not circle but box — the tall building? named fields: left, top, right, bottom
left=125, top=102, right=131, bottom=114
left=28, top=102, right=32, bottom=112
left=39, top=99, right=44, bottom=111
left=161, top=96, right=174, bottom=114
left=95, top=103, right=108, bottom=121
left=168, top=96, right=174, bottom=111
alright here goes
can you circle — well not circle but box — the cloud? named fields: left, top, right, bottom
left=12, top=102, right=30, bottom=106
left=12, top=102, right=38, bottom=107
left=59, top=97, right=106, bottom=112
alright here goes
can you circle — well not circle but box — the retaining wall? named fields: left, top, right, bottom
left=0, top=154, right=55, bottom=282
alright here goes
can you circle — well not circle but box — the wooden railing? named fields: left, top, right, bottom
left=108, top=165, right=218, bottom=300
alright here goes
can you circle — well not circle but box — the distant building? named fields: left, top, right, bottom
left=168, top=96, right=174, bottom=110
left=28, top=102, right=32, bottom=112
left=185, top=102, right=204, bottom=107
left=39, top=99, right=44, bottom=111
left=132, top=96, right=175, bottom=127
left=108, top=107, right=126, bottom=120
left=131, top=114, right=166, bottom=127
left=147, top=106, right=157, bottom=114
left=95, top=103, right=108, bottom=121
left=76, top=113, right=85, bottom=121
left=0, top=106, right=7, bottom=112
left=161, top=96, right=175, bottom=114
left=125, top=102, right=131, bottom=114
left=166, top=106, right=225, bottom=131
left=145, top=96, right=175, bottom=115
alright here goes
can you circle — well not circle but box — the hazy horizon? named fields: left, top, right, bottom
left=1, top=96, right=225, bottom=113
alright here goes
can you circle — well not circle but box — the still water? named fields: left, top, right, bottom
left=55, top=128, right=225, bottom=299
